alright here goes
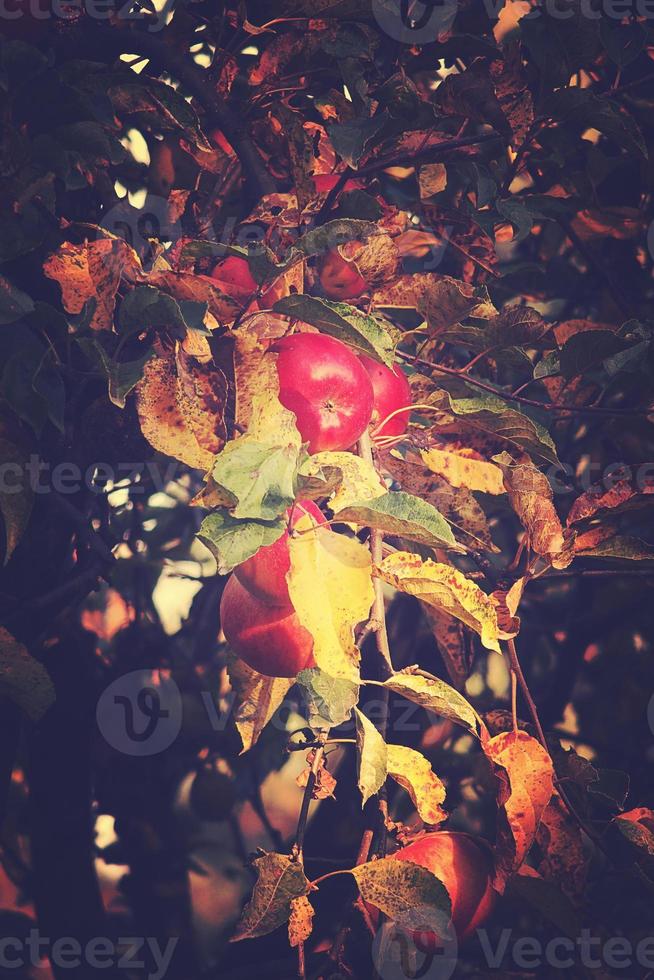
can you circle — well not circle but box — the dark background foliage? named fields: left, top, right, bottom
left=1, top=1, right=654, bottom=978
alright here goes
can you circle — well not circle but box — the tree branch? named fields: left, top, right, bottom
left=399, top=351, right=653, bottom=417
left=92, top=24, right=275, bottom=200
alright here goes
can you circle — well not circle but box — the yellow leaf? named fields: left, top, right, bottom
left=288, top=896, right=314, bottom=947
left=300, top=452, right=385, bottom=512
left=175, top=344, right=228, bottom=457
left=377, top=552, right=504, bottom=652
left=227, top=655, right=293, bottom=753
left=421, top=447, right=505, bottom=496
left=386, top=744, right=447, bottom=826
left=484, top=730, right=554, bottom=883
left=44, top=238, right=141, bottom=332
left=288, top=522, right=374, bottom=682
left=135, top=348, right=214, bottom=470
left=247, top=386, right=302, bottom=449
left=233, top=317, right=288, bottom=430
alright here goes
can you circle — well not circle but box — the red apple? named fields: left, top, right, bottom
left=318, top=245, right=368, bottom=301
left=270, top=333, right=374, bottom=453
left=220, top=574, right=315, bottom=677
left=359, top=354, right=412, bottom=438
left=210, top=255, right=258, bottom=303
left=392, top=832, right=496, bottom=946
left=313, top=174, right=363, bottom=195
left=234, top=500, right=326, bottom=606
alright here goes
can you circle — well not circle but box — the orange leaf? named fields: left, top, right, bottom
left=484, top=730, right=554, bottom=887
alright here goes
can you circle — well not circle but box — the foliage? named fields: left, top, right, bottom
left=1, top=1, right=654, bottom=978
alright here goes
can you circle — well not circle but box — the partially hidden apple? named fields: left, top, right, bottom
left=234, top=500, right=326, bottom=605
left=271, top=333, right=374, bottom=453
left=318, top=244, right=368, bottom=301
left=359, top=354, right=412, bottom=438
left=313, top=174, right=363, bottom=195
left=389, top=832, right=496, bottom=946
left=210, top=255, right=258, bottom=303
left=220, top=574, right=315, bottom=677
left=210, top=254, right=289, bottom=310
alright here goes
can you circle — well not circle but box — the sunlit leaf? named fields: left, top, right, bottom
left=386, top=744, right=447, bottom=825
left=377, top=552, right=505, bottom=653
left=354, top=706, right=387, bottom=806
left=288, top=521, right=374, bottom=682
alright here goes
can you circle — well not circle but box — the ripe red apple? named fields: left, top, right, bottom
left=210, top=255, right=286, bottom=310
left=270, top=333, right=374, bottom=453
left=234, top=501, right=326, bottom=605
left=318, top=245, right=368, bottom=301
left=359, top=354, right=412, bottom=438
left=220, top=574, right=315, bottom=677
left=313, top=174, right=363, bottom=195
left=391, top=832, right=496, bottom=946
left=210, top=255, right=258, bottom=303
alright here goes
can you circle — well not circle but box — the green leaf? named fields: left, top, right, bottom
left=600, top=19, right=646, bottom=68
left=351, top=859, right=451, bottom=933
left=559, top=330, right=626, bottom=379
left=212, top=441, right=301, bottom=522
left=0, top=627, right=55, bottom=722
left=231, top=852, right=310, bottom=942
left=0, top=275, right=35, bottom=325
left=354, top=706, right=387, bottom=806
left=379, top=667, right=479, bottom=735
left=543, top=89, right=647, bottom=160
left=92, top=342, right=154, bottom=410
left=272, top=295, right=396, bottom=366
left=198, top=513, right=286, bottom=575
left=119, top=286, right=207, bottom=337
left=534, top=351, right=560, bottom=380
left=429, top=384, right=560, bottom=466
left=334, top=491, right=462, bottom=551
left=576, top=534, right=654, bottom=561
left=327, top=114, right=387, bottom=169
left=294, top=219, right=378, bottom=261
left=296, top=668, right=359, bottom=728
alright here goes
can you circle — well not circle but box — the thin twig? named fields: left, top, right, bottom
left=292, top=734, right=327, bottom=864
left=398, top=351, right=653, bottom=417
